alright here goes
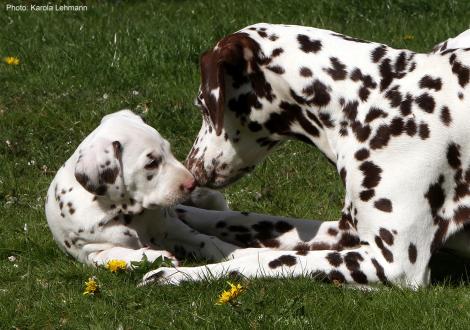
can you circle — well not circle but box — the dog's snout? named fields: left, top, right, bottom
left=180, top=178, right=197, bottom=193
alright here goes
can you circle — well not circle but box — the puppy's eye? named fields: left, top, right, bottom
left=144, top=156, right=162, bottom=170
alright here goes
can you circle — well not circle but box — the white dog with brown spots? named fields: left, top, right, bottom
left=142, top=25, right=470, bottom=287
left=46, top=110, right=332, bottom=269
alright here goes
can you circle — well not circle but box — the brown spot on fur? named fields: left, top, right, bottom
left=355, top=149, right=370, bottom=161
left=297, top=34, right=322, bottom=53
left=440, top=106, right=452, bottom=126
left=268, top=255, right=297, bottom=269
left=375, top=236, right=393, bottom=262
left=360, top=161, right=382, bottom=189
left=327, top=228, right=338, bottom=236
left=379, top=228, right=394, bottom=245
left=371, top=258, right=388, bottom=283
left=408, top=243, right=417, bottom=264
left=374, top=199, right=393, bottom=212
left=326, top=252, right=343, bottom=267
left=360, top=189, right=375, bottom=201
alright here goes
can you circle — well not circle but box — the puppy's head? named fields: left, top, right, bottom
left=75, top=110, right=195, bottom=208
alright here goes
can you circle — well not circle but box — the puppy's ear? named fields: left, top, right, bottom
left=75, top=138, right=125, bottom=201
left=199, top=33, right=259, bottom=135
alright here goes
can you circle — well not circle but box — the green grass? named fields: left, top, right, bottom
left=2, top=0, right=470, bottom=328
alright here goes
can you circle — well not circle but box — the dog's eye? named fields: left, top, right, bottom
left=144, top=156, right=162, bottom=170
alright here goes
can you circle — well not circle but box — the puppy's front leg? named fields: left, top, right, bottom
left=87, top=246, right=179, bottom=267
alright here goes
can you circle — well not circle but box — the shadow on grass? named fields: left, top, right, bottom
left=430, top=250, right=470, bottom=285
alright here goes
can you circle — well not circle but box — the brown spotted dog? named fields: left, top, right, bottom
left=142, top=24, right=470, bottom=287
left=46, top=110, right=295, bottom=267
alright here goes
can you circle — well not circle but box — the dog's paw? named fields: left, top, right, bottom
left=139, top=267, right=188, bottom=286
left=187, top=187, right=230, bottom=211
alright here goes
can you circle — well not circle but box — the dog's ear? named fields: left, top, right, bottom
left=200, top=33, right=258, bottom=136
left=75, top=138, right=125, bottom=201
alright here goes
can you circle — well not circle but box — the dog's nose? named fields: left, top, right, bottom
left=180, top=178, right=197, bottom=193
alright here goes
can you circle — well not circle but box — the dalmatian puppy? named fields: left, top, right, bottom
left=46, top=109, right=337, bottom=268
left=142, top=23, right=470, bottom=287
left=46, top=110, right=284, bottom=267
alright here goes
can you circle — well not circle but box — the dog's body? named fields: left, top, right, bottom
left=143, top=24, right=470, bottom=287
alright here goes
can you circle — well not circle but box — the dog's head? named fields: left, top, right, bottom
left=185, top=31, right=290, bottom=188
left=75, top=110, right=195, bottom=208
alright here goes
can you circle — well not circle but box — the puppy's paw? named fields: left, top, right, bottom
left=139, top=267, right=188, bottom=286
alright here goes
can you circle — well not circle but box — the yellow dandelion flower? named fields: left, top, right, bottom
left=105, top=259, right=127, bottom=273
left=216, top=282, right=245, bottom=305
left=403, top=34, right=415, bottom=41
left=4, top=56, right=20, bottom=65
left=83, top=277, right=100, bottom=296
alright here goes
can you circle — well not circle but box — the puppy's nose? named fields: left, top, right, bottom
left=180, top=178, right=197, bottom=193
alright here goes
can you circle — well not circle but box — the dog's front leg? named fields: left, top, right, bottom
left=172, top=206, right=357, bottom=251
left=141, top=244, right=427, bottom=288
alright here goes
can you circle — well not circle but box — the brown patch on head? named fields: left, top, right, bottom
left=199, top=33, right=263, bottom=135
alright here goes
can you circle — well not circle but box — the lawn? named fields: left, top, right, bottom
left=1, top=0, right=470, bottom=328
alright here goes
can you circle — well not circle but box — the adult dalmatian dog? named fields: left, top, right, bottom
left=46, top=109, right=330, bottom=267
left=142, top=24, right=470, bottom=287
